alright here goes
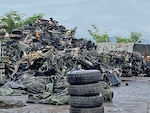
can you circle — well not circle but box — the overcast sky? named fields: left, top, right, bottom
left=0, top=0, right=150, bottom=43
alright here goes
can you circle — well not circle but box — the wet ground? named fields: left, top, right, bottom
left=0, top=77, right=150, bottom=113
left=104, top=77, right=150, bottom=113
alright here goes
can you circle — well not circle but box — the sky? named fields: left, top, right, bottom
left=0, top=0, right=150, bottom=43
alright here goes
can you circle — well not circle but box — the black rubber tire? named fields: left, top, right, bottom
left=66, top=70, right=101, bottom=84
left=70, top=106, right=104, bottom=113
left=68, top=83, right=100, bottom=96
left=69, top=95, right=104, bottom=108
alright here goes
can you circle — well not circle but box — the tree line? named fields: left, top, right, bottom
left=88, top=24, right=142, bottom=43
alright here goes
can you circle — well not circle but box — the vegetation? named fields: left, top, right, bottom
left=0, top=11, right=44, bottom=33
left=88, top=24, right=110, bottom=42
left=116, top=36, right=132, bottom=43
left=88, top=24, right=142, bottom=43
left=23, top=13, right=44, bottom=25
left=130, top=32, right=142, bottom=43
left=116, top=32, right=142, bottom=43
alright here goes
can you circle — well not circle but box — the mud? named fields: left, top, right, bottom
left=0, top=77, right=150, bottom=113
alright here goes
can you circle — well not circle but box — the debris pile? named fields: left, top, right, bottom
left=6, top=18, right=99, bottom=81
left=1, top=18, right=149, bottom=105
left=100, top=50, right=147, bottom=77
left=1, top=18, right=106, bottom=105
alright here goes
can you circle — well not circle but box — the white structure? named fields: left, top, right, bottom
left=96, top=42, right=134, bottom=53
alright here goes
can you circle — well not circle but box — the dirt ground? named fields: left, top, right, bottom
left=0, top=77, right=150, bottom=113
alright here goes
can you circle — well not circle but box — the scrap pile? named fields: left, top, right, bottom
left=6, top=18, right=98, bottom=81
left=1, top=18, right=148, bottom=88
left=0, top=18, right=109, bottom=105
left=100, top=50, right=148, bottom=77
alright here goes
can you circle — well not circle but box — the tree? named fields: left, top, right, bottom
left=0, top=11, right=44, bottom=33
left=88, top=24, right=110, bottom=42
left=0, top=11, right=24, bottom=33
left=130, top=32, right=142, bottom=43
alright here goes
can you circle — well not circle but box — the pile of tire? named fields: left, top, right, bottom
left=66, top=70, right=104, bottom=113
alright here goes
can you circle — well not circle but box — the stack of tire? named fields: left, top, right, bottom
left=66, top=70, right=104, bottom=113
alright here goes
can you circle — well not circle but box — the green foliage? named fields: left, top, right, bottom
left=88, top=24, right=110, bottom=42
left=0, top=11, right=24, bottom=33
left=116, top=32, right=142, bottom=43
left=0, top=11, right=44, bottom=33
left=23, top=13, right=44, bottom=25
left=116, top=36, right=132, bottom=43
left=130, top=32, right=142, bottom=43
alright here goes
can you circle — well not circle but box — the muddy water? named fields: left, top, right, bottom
left=0, top=77, right=150, bottom=113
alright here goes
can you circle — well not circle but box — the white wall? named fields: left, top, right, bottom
left=96, top=42, right=134, bottom=53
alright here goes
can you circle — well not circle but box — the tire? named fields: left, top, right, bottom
left=70, top=106, right=104, bottom=113
left=66, top=70, right=101, bottom=84
left=68, top=83, right=100, bottom=96
left=69, top=95, right=104, bottom=108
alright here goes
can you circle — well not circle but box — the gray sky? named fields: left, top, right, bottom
left=0, top=0, right=150, bottom=43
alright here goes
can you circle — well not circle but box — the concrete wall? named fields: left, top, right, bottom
left=96, top=42, right=134, bottom=53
